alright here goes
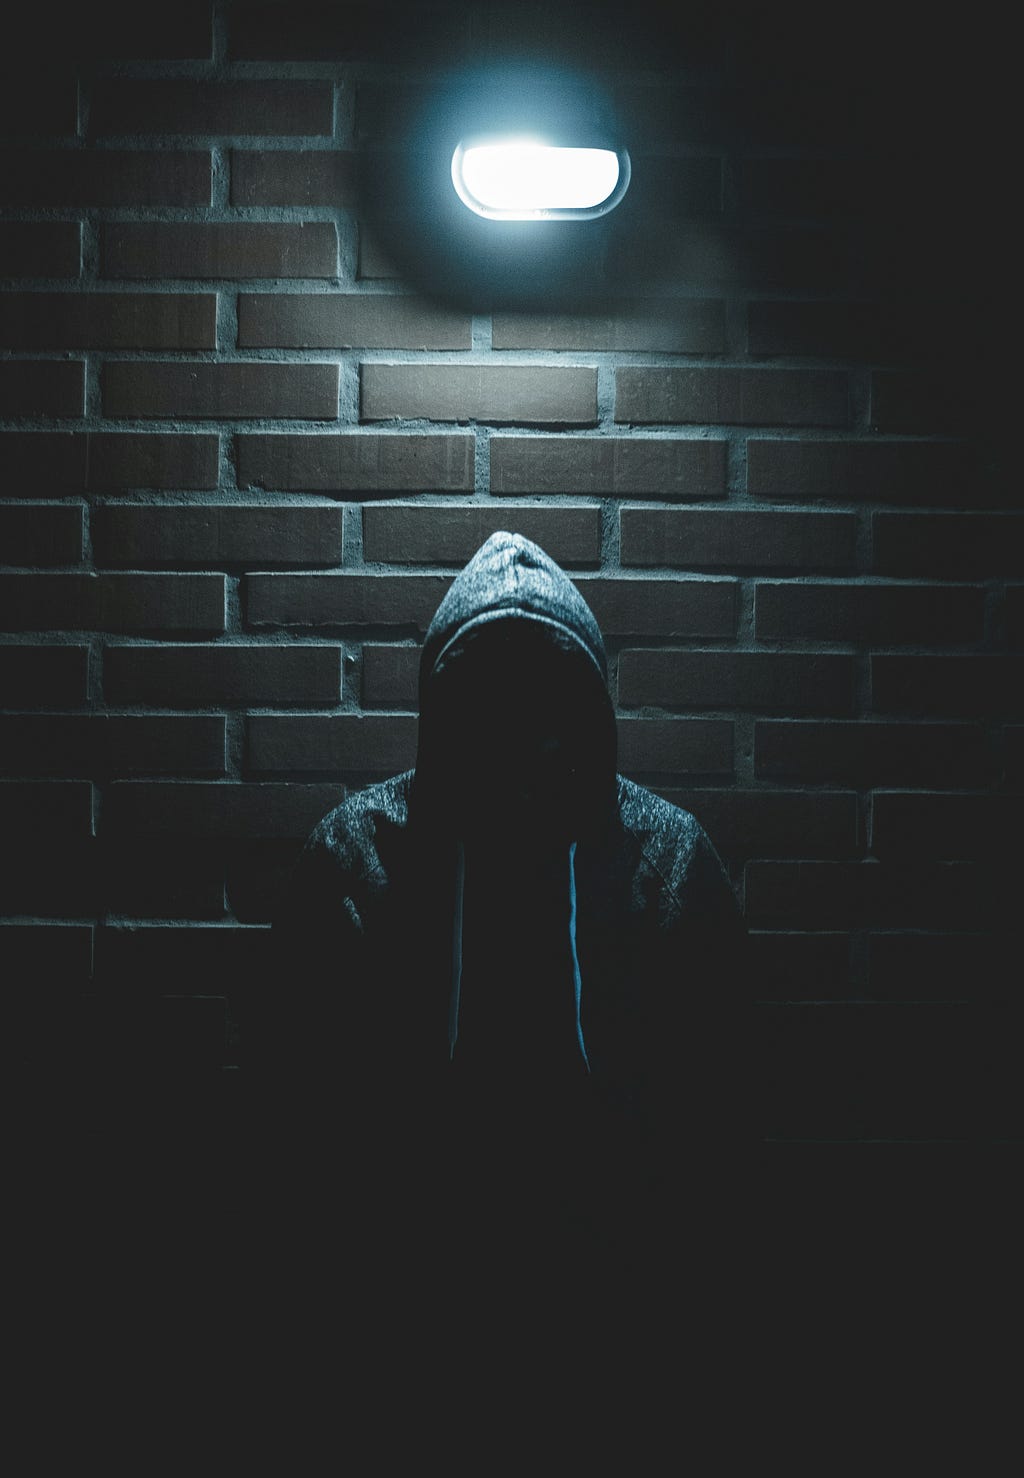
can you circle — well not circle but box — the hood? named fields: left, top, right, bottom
left=409, top=530, right=619, bottom=1071
left=410, top=530, right=618, bottom=849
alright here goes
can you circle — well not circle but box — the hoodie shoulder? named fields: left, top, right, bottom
left=616, top=775, right=736, bottom=919
left=306, top=771, right=412, bottom=874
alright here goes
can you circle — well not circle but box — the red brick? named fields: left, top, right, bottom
left=93, top=923, right=268, bottom=991
left=361, top=364, right=598, bottom=425
left=621, top=508, right=856, bottom=570
left=0, top=924, right=92, bottom=986
left=237, top=433, right=473, bottom=493
left=871, top=792, right=1018, bottom=860
left=873, top=513, right=1024, bottom=579
left=615, top=368, right=849, bottom=426
left=237, top=292, right=471, bottom=349
left=0, top=361, right=83, bottom=415
left=90, top=81, right=332, bottom=137
left=0, top=716, right=225, bottom=777
left=604, top=222, right=847, bottom=292
left=0, top=645, right=88, bottom=706
left=492, top=300, right=726, bottom=352
left=867, top=932, right=1000, bottom=1002
left=0, top=575, right=225, bottom=634
left=0, top=433, right=86, bottom=491
left=102, top=223, right=338, bottom=279
left=755, top=720, right=987, bottom=786
left=616, top=720, right=733, bottom=777
left=357, top=227, right=399, bottom=281
left=0, top=222, right=80, bottom=277
left=246, top=573, right=451, bottom=631
left=1008, top=587, right=1024, bottom=649
left=619, top=650, right=856, bottom=715
left=744, top=932, right=854, bottom=1000
left=0, top=293, right=216, bottom=349
left=231, top=150, right=359, bottom=206
left=104, top=644, right=340, bottom=707
left=88, top=433, right=219, bottom=490
left=747, top=439, right=975, bottom=506
left=361, top=645, right=419, bottom=709
left=869, top=371, right=951, bottom=434
left=0, top=72, right=78, bottom=135
left=4, top=838, right=99, bottom=915
left=490, top=436, right=726, bottom=499
left=104, top=781, right=348, bottom=838
left=658, top=787, right=859, bottom=861
left=101, top=835, right=226, bottom=919
left=0, top=431, right=219, bottom=492
left=755, top=582, right=985, bottom=644
left=575, top=577, right=736, bottom=638
left=92, top=505, right=344, bottom=569
left=102, top=361, right=339, bottom=421
left=0, top=505, right=84, bottom=564
left=0, top=779, right=92, bottom=838
left=872, top=656, right=1024, bottom=717
left=744, top=860, right=998, bottom=930
left=0, top=149, right=210, bottom=206
left=747, top=299, right=930, bottom=359
left=248, top=714, right=417, bottom=773
left=361, top=506, right=600, bottom=566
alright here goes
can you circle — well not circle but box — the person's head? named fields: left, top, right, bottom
left=412, top=533, right=618, bottom=849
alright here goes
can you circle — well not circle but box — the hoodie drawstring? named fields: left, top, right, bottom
left=448, top=840, right=590, bottom=1072
left=568, top=840, right=591, bottom=1073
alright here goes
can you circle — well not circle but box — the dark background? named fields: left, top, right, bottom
left=2, top=0, right=1020, bottom=1224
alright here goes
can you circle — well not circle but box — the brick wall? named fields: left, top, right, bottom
left=2, top=1, right=1018, bottom=1147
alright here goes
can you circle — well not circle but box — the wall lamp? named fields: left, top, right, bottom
left=451, top=137, right=631, bottom=221
left=358, top=63, right=635, bottom=308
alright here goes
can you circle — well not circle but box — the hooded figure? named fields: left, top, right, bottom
left=270, top=531, right=746, bottom=1273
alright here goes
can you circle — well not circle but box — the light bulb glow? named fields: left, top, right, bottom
left=451, top=138, right=628, bottom=220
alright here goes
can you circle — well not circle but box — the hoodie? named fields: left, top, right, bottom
left=270, top=531, right=746, bottom=1262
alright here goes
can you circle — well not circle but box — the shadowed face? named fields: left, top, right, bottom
left=425, top=619, right=610, bottom=849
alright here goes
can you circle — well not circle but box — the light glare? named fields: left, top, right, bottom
left=452, top=140, right=624, bottom=219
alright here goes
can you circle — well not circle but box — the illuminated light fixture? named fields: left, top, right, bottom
left=451, top=137, right=630, bottom=220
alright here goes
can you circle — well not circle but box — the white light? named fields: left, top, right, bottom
left=451, top=138, right=627, bottom=220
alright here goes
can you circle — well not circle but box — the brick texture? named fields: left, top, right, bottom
left=0, top=222, right=80, bottom=277
left=0, top=293, right=217, bottom=349
left=361, top=506, right=600, bottom=566
left=248, top=714, right=418, bottom=773
left=361, top=364, right=598, bottom=425
left=0, top=432, right=220, bottom=492
left=231, top=151, right=359, bottom=207
left=755, top=582, right=985, bottom=645
left=0, top=645, right=89, bottom=707
left=237, top=434, right=474, bottom=493
left=103, top=644, right=341, bottom=706
left=747, top=439, right=975, bottom=506
left=89, top=81, right=333, bottom=136
left=619, top=650, right=856, bottom=715
left=0, top=361, right=84, bottom=415
left=0, top=575, right=225, bottom=633
left=871, top=657, right=1024, bottom=717
left=615, top=368, right=850, bottom=426
left=102, top=223, right=338, bottom=279
left=0, top=715, right=225, bottom=776
left=238, top=293, right=471, bottom=349
left=660, top=788, right=859, bottom=862
left=490, top=436, right=726, bottom=499
left=102, top=361, right=339, bottom=420
left=0, top=149, right=210, bottom=206
left=0, top=505, right=84, bottom=565
left=92, top=505, right=344, bottom=568
left=621, top=508, right=856, bottom=570
left=492, top=301, right=726, bottom=353
left=361, top=645, right=420, bottom=709
left=755, top=721, right=987, bottom=786
left=246, top=573, right=451, bottom=631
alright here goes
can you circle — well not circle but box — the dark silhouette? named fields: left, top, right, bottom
left=269, top=531, right=747, bottom=1288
